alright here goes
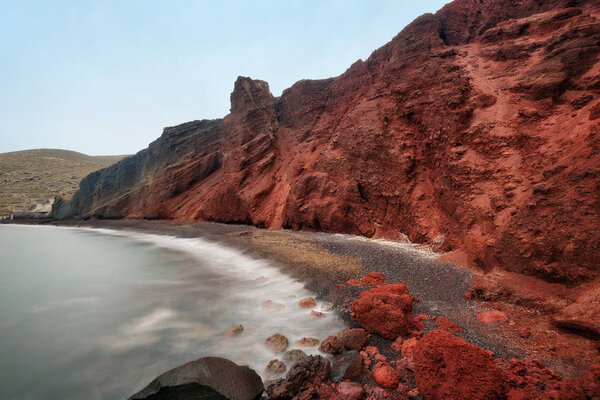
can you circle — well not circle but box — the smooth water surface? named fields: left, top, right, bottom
left=0, top=225, right=344, bottom=400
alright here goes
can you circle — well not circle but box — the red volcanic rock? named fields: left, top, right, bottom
left=477, top=310, right=509, bottom=325
left=413, top=330, right=505, bottom=400
left=435, top=316, right=463, bottom=333
left=346, top=279, right=363, bottom=287
left=337, top=382, right=364, bottom=400
left=391, top=337, right=404, bottom=352
left=401, top=337, right=418, bottom=360
left=361, top=272, right=387, bottom=286
left=337, top=328, right=368, bottom=351
left=319, top=335, right=344, bottom=354
left=309, top=310, right=325, bottom=319
left=518, top=328, right=531, bottom=339
left=500, top=358, right=591, bottom=400
left=351, top=283, right=416, bottom=339
left=364, top=346, right=379, bottom=357
left=373, top=362, right=400, bottom=389
left=54, top=0, right=600, bottom=298
left=298, top=297, right=317, bottom=309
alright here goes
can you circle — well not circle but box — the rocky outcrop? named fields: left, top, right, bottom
left=350, top=283, right=417, bottom=339
left=53, top=0, right=600, bottom=287
left=128, top=357, right=263, bottom=400
left=413, top=330, right=505, bottom=400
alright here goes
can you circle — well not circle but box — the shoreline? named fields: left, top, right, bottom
left=3, top=219, right=596, bottom=379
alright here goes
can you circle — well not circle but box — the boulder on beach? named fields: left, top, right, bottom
left=128, top=357, right=263, bottom=400
left=373, top=361, right=400, bottom=389
left=361, top=271, right=387, bottom=286
left=337, top=328, right=368, bottom=351
left=330, top=350, right=362, bottom=383
left=350, top=282, right=417, bottom=339
left=413, top=330, right=505, bottom=400
left=319, top=335, right=344, bottom=354
left=266, top=355, right=331, bottom=400
left=265, top=333, right=289, bottom=353
left=336, top=381, right=364, bottom=400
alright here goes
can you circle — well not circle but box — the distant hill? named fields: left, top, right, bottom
left=0, top=149, right=128, bottom=216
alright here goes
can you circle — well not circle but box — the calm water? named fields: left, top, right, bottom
left=0, top=225, right=344, bottom=400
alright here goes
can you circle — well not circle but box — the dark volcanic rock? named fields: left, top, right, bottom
left=128, top=357, right=263, bottom=400
left=330, top=350, right=363, bottom=383
left=266, top=355, right=331, bottom=400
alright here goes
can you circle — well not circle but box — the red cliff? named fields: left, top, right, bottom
left=54, top=0, right=600, bottom=287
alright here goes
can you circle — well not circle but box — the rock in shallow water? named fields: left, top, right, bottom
left=265, top=333, right=289, bottom=353
left=128, top=356, right=263, bottom=400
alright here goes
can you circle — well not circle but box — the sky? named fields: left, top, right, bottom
left=0, top=0, right=449, bottom=156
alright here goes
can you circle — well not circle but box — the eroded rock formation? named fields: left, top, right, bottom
left=53, top=0, right=600, bottom=287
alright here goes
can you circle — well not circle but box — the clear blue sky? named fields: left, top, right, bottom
left=0, top=0, right=449, bottom=155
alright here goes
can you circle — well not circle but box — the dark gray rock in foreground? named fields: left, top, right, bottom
left=129, top=357, right=264, bottom=400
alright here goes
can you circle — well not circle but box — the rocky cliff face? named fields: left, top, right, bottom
left=54, top=0, right=600, bottom=285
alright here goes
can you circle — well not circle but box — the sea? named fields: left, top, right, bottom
left=0, top=224, right=344, bottom=400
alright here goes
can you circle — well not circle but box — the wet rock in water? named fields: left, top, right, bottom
left=128, top=356, right=263, bottom=400
left=373, top=362, right=400, bottom=389
left=477, top=310, right=509, bottom=325
left=330, top=350, right=362, bottom=383
left=337, top=381, right=364, bottom=400
left=351, top=283, right=417, bottom=339
left=298, top=297, right=317, bottom=309
left=310, top=310, right=326, bottom=319
left=266, top=355, right=331, bottom=400
left=226, top=324, right=244, bottom=337
left=297, top=337, right=319, bottom=347
left=265, top=333, right=289, bottom=353
left=413, top=330, right=505, bottom=400
left=319, top=335, right=344, bottom=354
left=266, top=359, right=287, bottom=376
left=361, top=271, right=387, bottom=286
left=282, top=349, right=306, bottom=366
left=337, top=328, right=368, bottom=351
left=262, top=299, right=285, bottom=310
left=256, top=276, right=269, bottom=283
left=435, top=316, right=463, bottom=333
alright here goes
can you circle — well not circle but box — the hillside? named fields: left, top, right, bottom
left=53, top=0, right=600, bottom=285
left=0, top=149, right=127, bottom=215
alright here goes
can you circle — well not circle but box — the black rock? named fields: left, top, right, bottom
left=129, top=357, right=264, bottom=400
left=330, top=350, right=362, bottom=383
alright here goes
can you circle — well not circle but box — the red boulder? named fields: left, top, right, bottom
left=361, top=272, right=387, bottom=286
left=351, top=283, right=416, bottom=339
left=413, top=330, right=505, bottom=400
